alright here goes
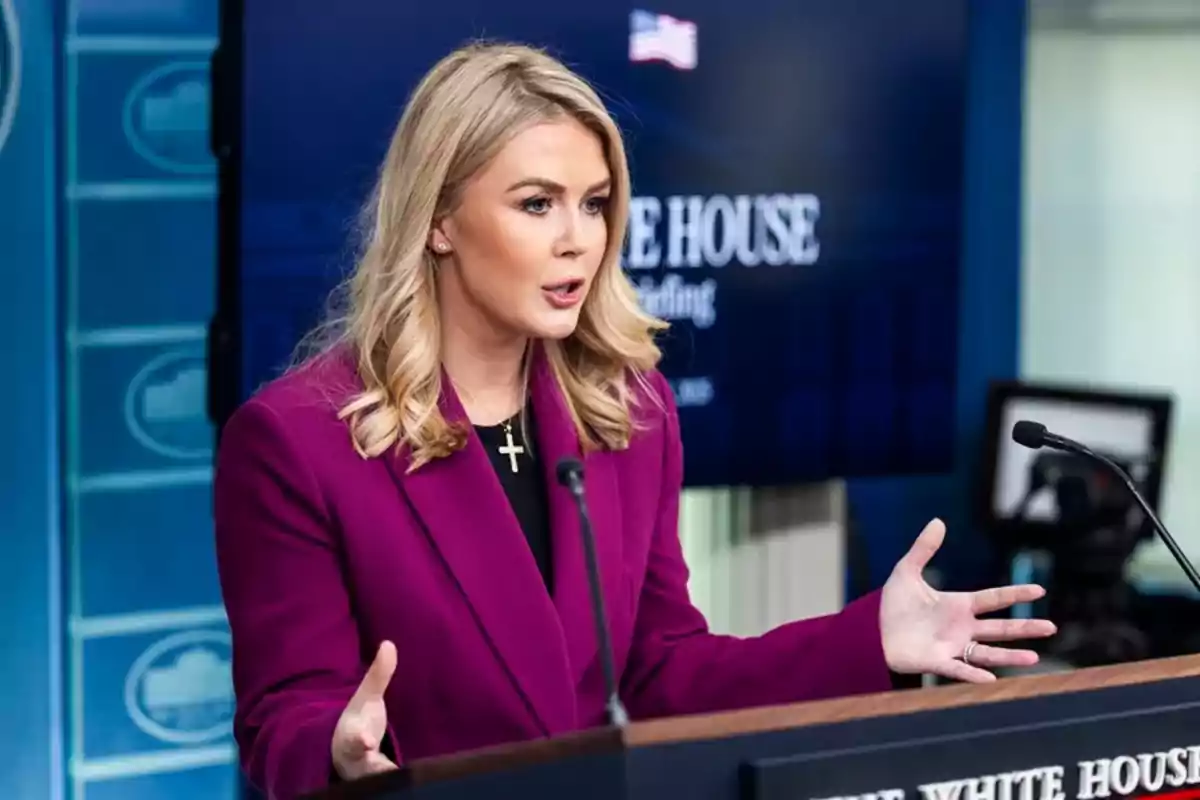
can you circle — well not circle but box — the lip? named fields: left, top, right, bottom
left=541, top=278, right=586, bottom=310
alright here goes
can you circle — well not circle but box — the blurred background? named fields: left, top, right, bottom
left=4, top=0, right=1200, bottom=797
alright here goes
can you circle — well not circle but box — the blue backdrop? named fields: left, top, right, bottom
left=58, top=0, right=240, bottom=794
left=1, top=2, right=64, bottom=798
left=4, top=0, right=238, bottom=798
left=0, top=1, right=1023, bottom=798
left=847, top=0, right=1025, bottom=592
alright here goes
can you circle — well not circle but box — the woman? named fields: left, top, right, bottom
left=213, top=42, right=1055, bottom=799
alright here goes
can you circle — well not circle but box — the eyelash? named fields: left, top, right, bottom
left=521, top=196, right=610, bottom=216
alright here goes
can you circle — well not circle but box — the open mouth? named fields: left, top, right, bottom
left=541, top=279, right=586, bottom=309
left=543, top=279, right=584, bottom=296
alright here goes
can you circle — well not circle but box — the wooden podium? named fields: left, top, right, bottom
left=309, top=656, right=1200, bottom=800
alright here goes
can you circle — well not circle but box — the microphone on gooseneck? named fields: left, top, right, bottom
left=1011, top=420, right=1200, bottom=593
left=555, top=457, right=630, bottom=728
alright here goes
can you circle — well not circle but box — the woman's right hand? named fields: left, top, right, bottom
left=332, top=641, right=399, bottom=781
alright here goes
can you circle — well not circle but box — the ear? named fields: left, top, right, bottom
left=428, top=219, right=453, bottom=255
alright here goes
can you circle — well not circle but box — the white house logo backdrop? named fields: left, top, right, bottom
left=124, top=348, right=212, bottom=460
left=61, top=2, right=229, bottom=796
left=121, top=59, right=212, bottom=174
left=124, top=629, right=235, bottom=746
left=0, top=0, right=20, bottom=156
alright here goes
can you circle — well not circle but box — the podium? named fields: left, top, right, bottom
left=309, top=655, right=1200, bottom=800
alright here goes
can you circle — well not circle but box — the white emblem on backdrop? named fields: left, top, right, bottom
left=0, top=0, right=22, bottom=156
left=124, top=349, right=212, bottom=460
left=122, top=60, right=213, bottom=174
left=124, top=629, right=234, bottom=745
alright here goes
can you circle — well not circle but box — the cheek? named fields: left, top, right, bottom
left=497, top=214, right=555, bottom=282
left=582, top=215, right=610, bottom=273
left=459, top=213, right=546, bottom=294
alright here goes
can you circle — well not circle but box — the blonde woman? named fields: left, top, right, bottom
left=213, top=42, right=1054, bottom=799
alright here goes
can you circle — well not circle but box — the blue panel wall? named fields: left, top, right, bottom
left=847, top=0, right=1025, bottom=592
left=0, top=2, right=65, bottom=798
left=62, top=0, right=234, bottom=797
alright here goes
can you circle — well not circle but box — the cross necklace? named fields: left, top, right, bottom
left=497, top=418, right=525, bottom=473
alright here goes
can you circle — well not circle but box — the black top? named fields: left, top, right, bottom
left=474, top=407, right=554, bottom=596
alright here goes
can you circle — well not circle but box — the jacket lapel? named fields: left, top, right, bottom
left=528, top=348, right=625, bottom=689
left=387, top=371, right=575, bottom=735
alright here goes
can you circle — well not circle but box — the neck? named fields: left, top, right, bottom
left=440, top=312, right=528, bottom=427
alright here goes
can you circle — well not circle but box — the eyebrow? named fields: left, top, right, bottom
left=505, top=177, right=612, bottom=194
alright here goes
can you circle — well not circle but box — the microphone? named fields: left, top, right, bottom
left=555, top=457, right=630, bottom=727
left=1011, top=420, right=1200, bottom=592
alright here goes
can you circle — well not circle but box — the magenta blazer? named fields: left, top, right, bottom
left=213, top=347, right=893, bottom=799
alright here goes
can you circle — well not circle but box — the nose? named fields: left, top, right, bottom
left=552, top=208, right=587, bottom=259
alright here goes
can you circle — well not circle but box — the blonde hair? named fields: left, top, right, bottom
left=311, top=41, right=667, bottom=471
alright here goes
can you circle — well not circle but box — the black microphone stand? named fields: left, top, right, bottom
left=556, top=458, right=630, bottom=728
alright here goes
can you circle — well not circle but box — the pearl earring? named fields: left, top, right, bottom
left=435, top=242, right=449, bottom=252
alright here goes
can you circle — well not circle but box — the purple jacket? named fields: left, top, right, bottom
left=213, top=347, right=893, bottom=798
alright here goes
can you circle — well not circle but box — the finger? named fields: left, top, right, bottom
left=965, top=643, right=1040, bottom=668
left=932, top=657, right=996, bottom=684
left=359, top=751, right=399, bottom=775
left=971, top=584, right=1045, bottom=615
left=363, top=640, right=398, bottom=696
left=899, top=518, right=946, bottom=573
left=339, top=749, right=399, bottom=782
left=974, top=617, right=1057, bottom=642
left=350, top=641, right=397, bottom=709
left=334, top=719, right=378, bottom=761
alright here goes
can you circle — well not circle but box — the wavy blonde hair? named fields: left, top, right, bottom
left=314, top=42, right=667, bottom=471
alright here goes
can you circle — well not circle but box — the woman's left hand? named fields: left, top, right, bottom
left=880, top=518, right=1057, bottom=683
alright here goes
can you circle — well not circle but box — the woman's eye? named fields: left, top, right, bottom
left=521, top=197, right=551, bottom=214
left=585, top=196, right=610, bottom=215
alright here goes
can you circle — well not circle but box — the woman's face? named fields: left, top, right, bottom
left=433, top=116, right=612, bottom=343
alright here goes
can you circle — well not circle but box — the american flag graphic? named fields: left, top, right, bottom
left=629, top=10, right=698, bottom=71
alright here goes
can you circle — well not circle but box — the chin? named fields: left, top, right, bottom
left=525, top=310, right=582, bottom=340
